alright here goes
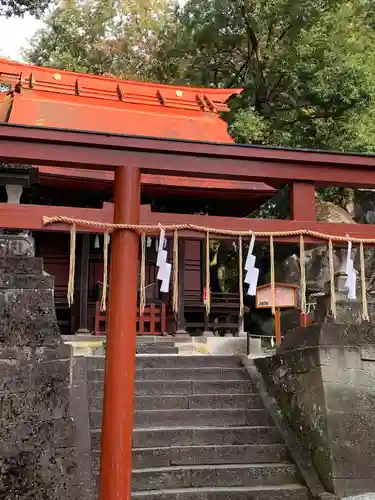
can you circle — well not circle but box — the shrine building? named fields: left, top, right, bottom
left=0, top=57, right=276, bottom=336
left=4, top=57, right=375, bottom=500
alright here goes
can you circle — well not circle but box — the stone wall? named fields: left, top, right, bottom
left=0, top=234, right=81, bottom=500
left=256, top=322, right=375, bottom=498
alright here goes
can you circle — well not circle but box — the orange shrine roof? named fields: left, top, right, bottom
left=0, top=58, right=274, bottom=196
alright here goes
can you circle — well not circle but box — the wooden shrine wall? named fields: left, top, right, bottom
left=184, top=240, right=202, bottom=296
left=35, top=232, right=203, bottom=333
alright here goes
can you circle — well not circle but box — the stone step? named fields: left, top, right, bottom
left=136, top=368, right=248, bottom=382
left=89, top=393, right=263, bottom=412
left=91, top=444, right=289, bottom=471
left=136, top=346, right=179, bottom=354
left=87, top=355, right=243, bottom=370
left=131, top=485, right=309, bottom=500
left=88, top=380, right=254, bottom=398
left=136, top=336, right=181, bottom=343
left=91, top=426, right=282, bottom=449
left=87, top=367, right=248, bottom=382
left=131, top=463, right=300, bottom=491
left=89, top=408, right=270, bottom=429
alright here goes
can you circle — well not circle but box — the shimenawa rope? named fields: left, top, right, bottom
left=43, top=215, right=375, bottom=244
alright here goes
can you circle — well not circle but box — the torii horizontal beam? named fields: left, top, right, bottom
left=0, top=202, right=373, bottom=244
left=2, top=123, right=375, bottom=188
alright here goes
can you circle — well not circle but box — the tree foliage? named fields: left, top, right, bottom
left=25, top=0, right=375, bottom=154
left=0, top=0, right=49, bottom=17
left=26, top=0, right=179, bottom=81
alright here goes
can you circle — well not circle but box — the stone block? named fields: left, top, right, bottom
left=0, top=250, right=79, bottom=500
left=0, top=257, right=43, bottom=274
left=324, top=382, right=375, bottom=413
left=319, top=346, right=362, bottom=369
left=332, top=478, right=375, bottom=498
left=0, top=387, right=70, bottom=421
left=361, top=345, right=375, bottom=361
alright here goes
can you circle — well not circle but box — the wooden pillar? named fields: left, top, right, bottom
left=291, top=181, right=315, bottom=328
left=76, top=233, right=90, bottom=334
left=99, top=166, right=141, bottom=500
left=290, top=181, right=316, bottom=221
left=176, top=238, right=186, bottom=333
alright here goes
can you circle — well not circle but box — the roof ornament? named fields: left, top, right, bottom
left=28, top=73, right=35, bottom=89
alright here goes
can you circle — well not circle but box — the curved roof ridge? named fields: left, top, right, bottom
left=0, top=58, right=242, bottom=110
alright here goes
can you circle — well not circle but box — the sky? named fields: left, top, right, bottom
left=0, top=15, right=43, bottom=61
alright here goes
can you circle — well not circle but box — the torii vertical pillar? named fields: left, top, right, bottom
left=99, top=166, right=141, bottom=500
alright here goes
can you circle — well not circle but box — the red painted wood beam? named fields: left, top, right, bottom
left=2, top=124, right=375, bottom=187
left=38, top=166, right=275, bottom=194
left=1, top=202, right=374, bottom=244
left=291, top=181, right=316, bottom=221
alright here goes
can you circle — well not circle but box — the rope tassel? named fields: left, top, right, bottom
left=328, top=238, right=337, bottom=319
left=67, top=224, right=76, bottom=306
left=360, top=241, right=369, bottom=321
left=44, top=215, right=375, bottom=324
left=270, top=235, right=276, bottom=316
left=139, top=232, right=146, bottom=317
left=300, top=235, right=307, bottom=315
left=205, top=231, right=211, bottom=315
left=238, top=236, right=244, bottom=318
left=100, top=230, right=110, bottom=312
left=172, top=229, right=179, bottom=317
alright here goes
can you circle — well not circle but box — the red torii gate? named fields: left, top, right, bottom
left=2, top=123, right=375, bottom=500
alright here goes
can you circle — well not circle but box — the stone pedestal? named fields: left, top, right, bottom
left=0, top=235, right=82, bottom=500
left=256, top=322, right=375, bottom=498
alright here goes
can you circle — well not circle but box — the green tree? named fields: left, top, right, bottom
left=25, top=0, right=179, bottom=81
left=0, top=0, right=50, bottom=17
left=174, top=0, right=375, bottom=151
left=25, top=0, right=375, bottom=152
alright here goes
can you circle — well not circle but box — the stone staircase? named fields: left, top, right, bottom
left=86, top=346, right=308, bottom=499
